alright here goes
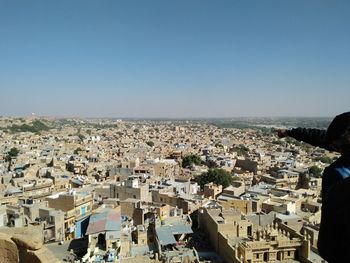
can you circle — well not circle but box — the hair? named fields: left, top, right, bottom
left=326, top=112, right=350, bottom=153
left=332, top=125, right=350, bottom=153
left=326, top=111, right=350, bottom=142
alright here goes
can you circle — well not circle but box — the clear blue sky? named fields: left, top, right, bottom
left=0, top=0, right=349, bottom=118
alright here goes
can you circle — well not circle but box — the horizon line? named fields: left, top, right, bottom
left=0, top=114, right=334, bottom=120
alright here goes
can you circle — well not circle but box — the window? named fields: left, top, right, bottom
left=263, top=252, right=268, bottom=261
left=247, top=226, right=252, bottom=236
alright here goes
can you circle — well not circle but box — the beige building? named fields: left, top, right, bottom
left=46, top=191, right=93, bottom=239
left=111, top=177, right=150, bottom=202
left=39, top=207, right=65, bottom=243
left=219, top=199, right=253, bottom=215
left=10, top=178, right=54, bottom=201
left=198, top=207, right=311, bottom=263
left=203, top=183, right=223, bottom=199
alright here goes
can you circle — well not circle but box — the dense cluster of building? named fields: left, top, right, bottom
left=0, top=117, right=333, bottom=262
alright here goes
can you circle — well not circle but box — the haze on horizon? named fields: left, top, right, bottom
left=0, top=0, right=349, bottom=118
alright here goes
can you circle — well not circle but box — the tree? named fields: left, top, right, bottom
left=182, top=154, right=202, bottom=168
left=5, top=147, right=19, bottom=171
left=206, top=160, right=218, bottom=168
left=285, top=137, right=303, bottom=146
left=8, top=120, right=50, bottom=134
left=230, top=145, right=249, bottom=157
left=309, top=166, right=323, bottom=178
left=74, top=147, right=83, bottom=155
left=195, top=168, right=233, bottom=188
left=314, top=156, right=332, bottom=164
left=272, top=140, right=284, bottom=145
left=146, top=141, right=154, bottom=147
left=7, top=147, right=20, bottom=158
left=215, top=142, right=223, bottom=148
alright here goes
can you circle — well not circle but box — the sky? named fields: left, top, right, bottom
left=0, top=0, right=349, bottom=118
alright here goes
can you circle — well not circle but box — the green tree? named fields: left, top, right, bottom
left=182, top=154, right=202, bottom=168
left=309, top=166, right=323, bottom=178
left=230, top=145, right=249, bottom=157
left=5, top=147, right=20, bottom=171
left=195, top=168, right=233, bottom=188
left=285, top=137, right=303, bottom=146
left=74, top=147, right=83, bottom=155
left=146, top=141, right=154, bottom=147
left=215, top=142, right=223, bottom=148
left=314, top=156, right=332, bottom=164
left=272, top=140, right=284, bottom=145
left=206, top=160, right=218, bottom=168
left=7, top=147, right=20, bottom=159
left=8, top=120, right=50, bottom=134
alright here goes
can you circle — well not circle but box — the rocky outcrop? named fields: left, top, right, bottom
left=0, top=227, right=59, bottom=263
left=0, top=233, right=19, bottom=263
left=18, top=246, right=61, bottom=263
left=12, top=232, right=43, bottom=251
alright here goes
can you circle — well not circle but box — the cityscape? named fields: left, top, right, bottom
left=1, top=1, right=350, bottom=262
left=0, top=116, right=333, bottom=262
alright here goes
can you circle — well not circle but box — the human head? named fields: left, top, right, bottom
left=325, top=112, right=350, bottom=153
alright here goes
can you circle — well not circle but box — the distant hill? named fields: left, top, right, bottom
left=7, top=119, right=51, bottom=133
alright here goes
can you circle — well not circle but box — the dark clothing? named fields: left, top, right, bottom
left=287, top=128, right=350, bottom=262
left=287, top=128, right=331, bottom=152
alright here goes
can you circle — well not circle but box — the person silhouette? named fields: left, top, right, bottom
left=277, top=112, right=350, bottom=262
